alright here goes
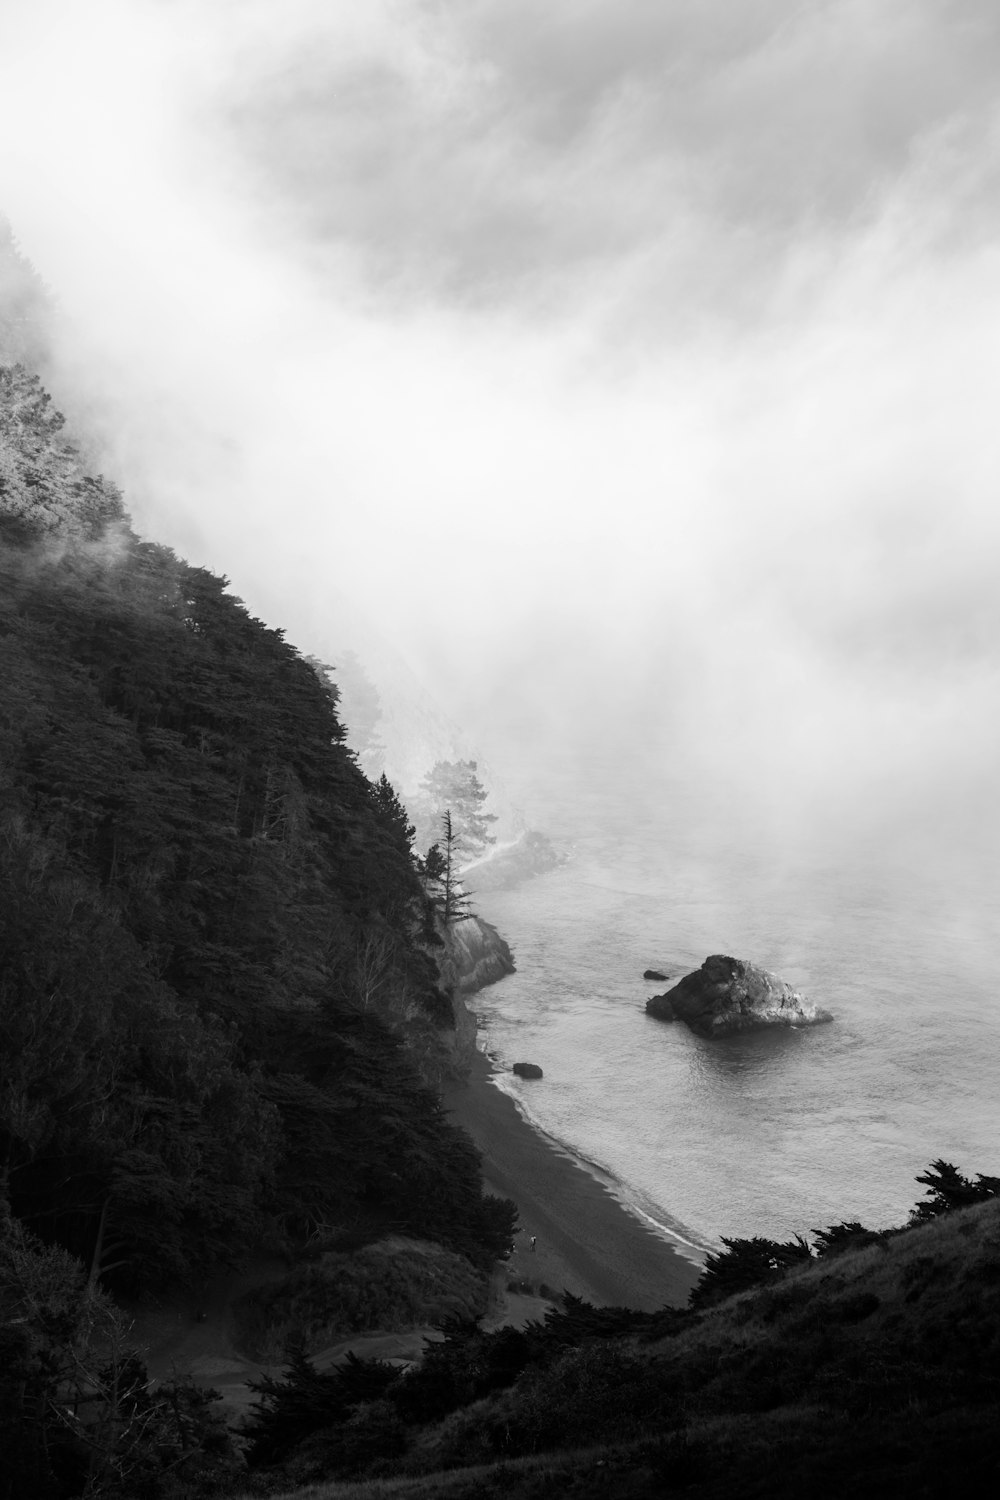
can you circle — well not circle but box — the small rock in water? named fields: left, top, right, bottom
left=643, top=968, right=668, bottom=981
left=512, top=1062, right=544, bottom=1080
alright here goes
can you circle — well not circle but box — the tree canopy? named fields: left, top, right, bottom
left=0, top=366, right=511, bottom=1294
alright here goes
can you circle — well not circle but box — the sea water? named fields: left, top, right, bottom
left=471, top=768, right=1000, bottom=1256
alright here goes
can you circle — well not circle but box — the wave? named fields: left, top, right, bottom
left=486, top=1069, right=709, bottom=1267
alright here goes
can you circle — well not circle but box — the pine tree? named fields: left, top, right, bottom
left=421, top=814, right=471, bottom=924
left=415, top=760, right=497, bottom=858
left=440, top=811, right=471, bottom=923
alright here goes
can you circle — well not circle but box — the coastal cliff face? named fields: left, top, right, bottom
left=437, top=915, right=516, bottom=1074
left=439, top=915, right=516, bottom=996
left=647, top=954, right=832, bottom=1037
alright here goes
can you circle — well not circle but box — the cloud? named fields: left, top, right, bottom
left=1, top=0, right=1000, bottom=869
left=228, top=0, right=1000, bottom=321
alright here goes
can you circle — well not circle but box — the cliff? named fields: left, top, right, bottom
left=436, top=915, right=516, bottom=1075
left=646, top=953, right=832, bottom=1036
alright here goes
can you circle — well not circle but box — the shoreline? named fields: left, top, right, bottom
left=485, top=1066, right=709, bottom=1264
left=442, top=1047, right=702, bottom=1315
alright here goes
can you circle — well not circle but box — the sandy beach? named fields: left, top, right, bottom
left=442, top=1051, right=701, bottom=1317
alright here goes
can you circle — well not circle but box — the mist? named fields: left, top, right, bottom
left=3, top=0, right=1000, bottom=892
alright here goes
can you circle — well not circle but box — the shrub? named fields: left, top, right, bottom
left=233, top=1238, right=487, bottom=1360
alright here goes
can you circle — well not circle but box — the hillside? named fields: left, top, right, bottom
left=227, top=1183, right=999, bottom=1498
left=0, top=360, right=518, bottom=1498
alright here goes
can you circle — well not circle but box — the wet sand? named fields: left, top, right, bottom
left=442, top=1052, right=701, bottom=1314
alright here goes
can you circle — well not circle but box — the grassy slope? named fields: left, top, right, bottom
left=241, top=1197, right=1000, bottom=1499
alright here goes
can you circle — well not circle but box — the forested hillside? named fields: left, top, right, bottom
left=0, top=362, right=515, bottom=1304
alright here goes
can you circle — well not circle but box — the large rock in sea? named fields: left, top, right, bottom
left=646, top=954, right=832, bottom=1038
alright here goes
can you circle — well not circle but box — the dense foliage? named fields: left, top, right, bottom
left=909, top=1157, right=1000, bottom=1223
left=0, top=1216, right=235, bottom=1500
left=0, top=366, right=514, bottom=1305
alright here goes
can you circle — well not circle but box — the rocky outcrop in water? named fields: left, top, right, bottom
left=646, top=954, right=832, bottom=1037
left=512, top=1062, right=543, bottom=1079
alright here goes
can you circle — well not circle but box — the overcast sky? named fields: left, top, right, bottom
left=2, top=0, right=1000, bottom=867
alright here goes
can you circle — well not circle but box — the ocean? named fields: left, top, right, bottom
left=470, top=767, right=1000, bottom=1259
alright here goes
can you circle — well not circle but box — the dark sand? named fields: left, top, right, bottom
left=442, top=1052, right=701, bottom=1314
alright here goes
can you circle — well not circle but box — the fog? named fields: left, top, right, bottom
left=3, top=0, right=1000, bottom=882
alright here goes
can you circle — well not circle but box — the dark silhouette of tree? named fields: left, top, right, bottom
left=909, top=1160, right=1000, bottom=1224
left=811, top=1221, right=882, bottom=1257
left=422, top=812, right=472, bottom=924
left=327, top=649, right=386, bottom=776
left=689, top=1233, right=813, bottom=1309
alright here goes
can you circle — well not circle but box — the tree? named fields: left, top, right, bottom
left=324, top=650, right=386, bottom=777
left=0, top=1214, right=235, bottom=1498
left=371, top=774, right=415, bottom=856
left=811, top=1221, right=882, bottom=1257
left=689, top=1234, right=813, bottom=1309
left=0, top=217, right=53, bottom=367
left=415, top=760, right=497, bottom=860
left=424, top=812, right=471, bottom=925
left=0, top=360, right=518, bottom=1308
left=908, top=1160, right=1000, bottom=1224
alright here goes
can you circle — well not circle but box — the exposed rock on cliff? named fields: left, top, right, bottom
left=440, top=916, right=516, bottom=996
left=646, top=954, right=832, bottom=1037
left=437, top=916, right=516, bottom=1075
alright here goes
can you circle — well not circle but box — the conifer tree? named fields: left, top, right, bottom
left=421, top=813, right=471, bottom=924
left=416, top=759, right=497, bottom=858
left=440, top=810, right=471, bottom=923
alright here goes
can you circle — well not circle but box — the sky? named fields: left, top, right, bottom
left=2, top=0, right=1000, bottom=872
